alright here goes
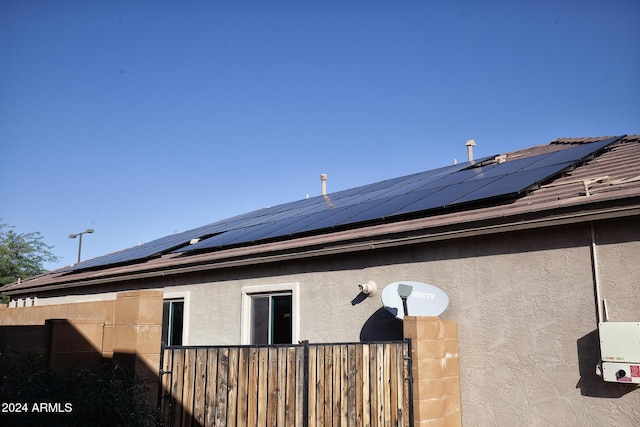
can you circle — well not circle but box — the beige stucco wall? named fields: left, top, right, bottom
left=26, top=217, right=640, bottom=425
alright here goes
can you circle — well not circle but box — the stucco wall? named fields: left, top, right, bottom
left=127, top=218, right=639, bottom=425
left=26, top=217, right=640, bottom=425
left=180, top=218, right=639, bottom=425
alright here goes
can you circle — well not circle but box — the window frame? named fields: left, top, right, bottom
left=241, top=282, right=300, bottom=345
left=162, top=291, right=190, bottom=346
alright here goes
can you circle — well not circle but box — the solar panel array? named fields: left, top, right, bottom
left=64, top=137, right=620, bottom=272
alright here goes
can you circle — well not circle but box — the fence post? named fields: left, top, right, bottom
left=302, top=340, right=310, bottom=427
left=157, top=342, right=166, bottom=426
left=405, top=338, right=415, bottom=427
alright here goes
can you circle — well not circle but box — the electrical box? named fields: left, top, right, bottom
left=599, top=322, right=640, bottom=384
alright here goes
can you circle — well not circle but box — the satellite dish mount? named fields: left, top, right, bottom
left=397, top=283, right=413, bottom=316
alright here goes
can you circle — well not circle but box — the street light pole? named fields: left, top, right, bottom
left=68, top=229, right=94, bottom=264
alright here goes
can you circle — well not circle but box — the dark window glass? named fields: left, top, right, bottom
left=251, top=296, right=269, bottom=345
left=162, top=299, right=184, bottom=346
left=170, top=301, right=184, bottom=345
left=250, top=293, right=292, bottom=344
left=271, top=295, right=292, bottom=344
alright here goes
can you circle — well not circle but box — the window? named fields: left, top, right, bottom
left=250, top=293, right=292, bottom=345
left=241, top=283, right=299, bottom=345
left=162, top=299, right=184, bottom=346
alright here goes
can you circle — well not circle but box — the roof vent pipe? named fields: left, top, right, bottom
left=320, top=173, right=328, bottom=196
left=466, top=139, right=476, bottom=162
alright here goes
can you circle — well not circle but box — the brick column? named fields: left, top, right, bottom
left=403, top=316, right=462, bottom=427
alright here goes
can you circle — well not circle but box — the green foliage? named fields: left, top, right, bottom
left=0, top=222, right=60, bottom=286
left=0, top=352, right=157, bottom=426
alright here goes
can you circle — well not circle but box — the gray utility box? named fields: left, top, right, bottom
left=599, top=322, right=640, bottom=384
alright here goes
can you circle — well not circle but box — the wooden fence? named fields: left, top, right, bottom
left=158, top=340, right=413, bottom=427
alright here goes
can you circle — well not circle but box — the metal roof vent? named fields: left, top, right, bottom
left=321, top=173, right=328, bottom=196
left=466, top=139, right=477, bottom=162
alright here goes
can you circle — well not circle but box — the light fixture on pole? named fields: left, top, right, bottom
left=68, top=228, right=94, bottom=264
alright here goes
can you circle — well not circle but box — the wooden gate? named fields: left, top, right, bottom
left=158, top=340, right=413, bottom=427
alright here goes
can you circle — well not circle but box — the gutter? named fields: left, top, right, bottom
left=5, top=202, right=640, bottom=296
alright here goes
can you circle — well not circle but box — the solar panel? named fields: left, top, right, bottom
left=61, top=226, right=216, bottom=271
left=388, top=181, right=491, bottom=217
left=336, top=190, right=444, bottom=225
left=450, top=162, right=576, bottom=205
left=60, top=206, right=280, bottom=271
left=179, top=140, right=618, bottom=253
left=292, top=204, right=374, bottom=232
left=65, top=138, right=621, bottom=269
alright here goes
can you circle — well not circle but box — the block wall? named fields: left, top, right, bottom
left=404, top=316, right=462, bottom=427
left=0, top=290, right=163, bottom=396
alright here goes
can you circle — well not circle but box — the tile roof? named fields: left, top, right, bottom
left=521, top=134, right=640, bottom=206
left=3, top=135, right=639, bottom=295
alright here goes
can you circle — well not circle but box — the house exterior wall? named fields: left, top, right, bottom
left=25, top=217, right=640, bottom=425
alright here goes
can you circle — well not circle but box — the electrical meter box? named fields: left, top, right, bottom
left=599, top=322, right=640, bottom=384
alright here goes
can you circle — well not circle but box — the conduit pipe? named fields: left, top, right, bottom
left=590, top=222, right=604, bottom=324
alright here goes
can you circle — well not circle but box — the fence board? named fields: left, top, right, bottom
left=295, top=346, right=305, bottom=427
left=331, top=344, right=340, bottom=427
left=266, top=347, right=278, bottom=427
left=324, top=345, right=333, bottom=425
left=159, top=341, right=411, bottom=427
left=376, top=343, right=385, bottom=427
left=315, top=345, right=326, bottom=427
left=171, top=348, right=185, bottom=427
left=347, top=344, right=357, bottom=427
left=193, top=348, right=207, bottom=425
left=247, top=348, right=259, bottom=426
left=236, top=347, right=249, bottom=427
left=226, top=347, right=239, bottom=425
left=216, top=348, right=230, bottom=426
left=307, top=345, right=317, bottom=427
left=276, top=347, right=287, bottom=426
left=256, top=347, right=268, bottom=426
left=361, top=344, right=370, bottom=427
left=369, top=345, right=378, bottom=427
left=340, top=345, right=348, bottom=426
left=183, top=348, right=197, bottom=427
left=390, top=344, right=398, bottom=425
left=285, top=346, right=296, bottom=427
left=204, top=348, right=218, bottom=426
left=383, top=343, right=392, bottom=426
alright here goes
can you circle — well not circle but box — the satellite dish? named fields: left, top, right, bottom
left=381, top=281, right=449, bottom=320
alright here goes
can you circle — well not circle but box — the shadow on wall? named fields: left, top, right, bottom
left=576, top=329, right=638, bottom=398
left=360, top=307, right=404, bottom=341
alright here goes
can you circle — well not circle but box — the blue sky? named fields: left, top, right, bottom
left=1, top=1, right=638, bottom=271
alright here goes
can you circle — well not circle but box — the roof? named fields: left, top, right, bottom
left=3, top=134, right=640, bottom=296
